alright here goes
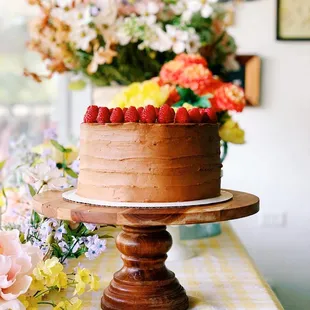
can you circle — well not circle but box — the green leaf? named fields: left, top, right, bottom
left=50, top=140, right=66, bottom=153
left=0, top=160, right=6, bottom=171
left=68, top=79, right=87, bottom=91
left=195, top=96, right=211, bottom=108
left=28, top=184, right=36, bottom=197
left=31, top=210, right=41, bottom=226
left=65, top=167, right=78, bottom=179
left=64, top=148, right=72, bottom=153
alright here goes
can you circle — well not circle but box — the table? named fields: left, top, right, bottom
left=67, top=223, right=283, bottom=310
left=33, top=190, right=262, bottom=310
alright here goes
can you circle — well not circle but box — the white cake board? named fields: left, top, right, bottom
left=62, top=190, right=233, bottom=208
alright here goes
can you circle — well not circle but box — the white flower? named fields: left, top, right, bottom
left=52, top=5, right=92, bottom=26
left=186, top=28, right=201, bottom=53
left=166, top=25, right=189, bottom=54
left=92, top=0, right=118, bottom=26
left=135, top=1, right=159, bottom=25
left=70, top=24, right=97, bottom=51
left=56, top=0, right=74, bottom=8
left=85, top=237, right=106, bottom=260
left=187, top=0, right=214, bottom=19
left=59, top=241, right=69, bottom=252
left=148, top=26, right=173, bottom=52
left=23, top=163, right=68, bottom=192
left=84, top=223, right=97, bottom=231
left=40, top=222, right=53, bottom=238
left=55, top=224, right=67, bottom=240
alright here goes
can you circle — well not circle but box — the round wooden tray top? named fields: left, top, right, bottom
left=32, top=189, right=259, bottom=226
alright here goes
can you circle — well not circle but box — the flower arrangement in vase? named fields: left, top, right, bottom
left=25, top=0, right=239, bottom=88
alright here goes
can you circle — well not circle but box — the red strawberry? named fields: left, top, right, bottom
left=125, top=106, right=139, bottom=122
left=158, top=104, right=174, bottom=123
left=110, top=107, right=124, bottom=123
left=141, top=105, right=157, bottom=123
left=97, top=107, right=110, bottom=124
left=199, top=109, right=210, bottom=123
left=155, top=107, right=160, bottom=118
left=170, top=107, right=175, bottom=119
left=84, top=105, right=99, bottom=123
left=109, top=108, right=114, bottom=114
left=137, top=107, right=144, bottom=121
left=189, top=108, right=203, bottom=123
left=205, top=108, right=217, bottom=123
left=123, top=108, right=128, bottom=115
left=175, top=107, right=190, bottom=123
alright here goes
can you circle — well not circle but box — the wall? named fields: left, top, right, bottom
left=222, top=1, right=310, bottom=309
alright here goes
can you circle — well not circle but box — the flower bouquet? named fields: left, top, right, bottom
left=0, top=130, right=111, bottom=309
left=25, top=0, right=238, bottom=87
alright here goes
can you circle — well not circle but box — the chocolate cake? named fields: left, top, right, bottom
left=77, top=122, right=221, bottom=202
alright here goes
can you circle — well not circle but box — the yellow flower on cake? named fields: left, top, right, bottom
left=182, top=103, right=194, bottom=110
left=110, top=81, right=170, bottom=108
left=219, top=119, right=245, bottom=144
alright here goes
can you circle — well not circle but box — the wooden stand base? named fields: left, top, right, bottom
left=101, top=226, right=189, bottom=310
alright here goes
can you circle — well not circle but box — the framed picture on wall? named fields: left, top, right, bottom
left=277, top=0, right=310, bottom=40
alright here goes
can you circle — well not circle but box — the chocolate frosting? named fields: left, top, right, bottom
left=77, top=123, right=221, bottom=202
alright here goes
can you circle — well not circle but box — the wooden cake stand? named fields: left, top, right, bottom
left=32, top=189, right=259, bottom=310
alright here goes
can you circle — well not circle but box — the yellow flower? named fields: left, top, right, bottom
left=182, top=103, right=194, bottom=110
left=33, top=257, right=65, bottom=287
left=30, top=276, right=46, bottom=291
left=89, top=274, right=101, bottom=291
left=219, top=119, right=245, bottom=144
left=32, top=142, right=78, bottom=165
left=54, top=297, right=82, bottom=310
left=19, top=295, right=42, bottom=310
left=110, top=81, right=170, bottom=109
left=74, top=268, right=91, bottom=296
left=54, top=272, right=68, bottom=289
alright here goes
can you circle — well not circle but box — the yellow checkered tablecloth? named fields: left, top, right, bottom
left=74, top=223, right=283, bottom=310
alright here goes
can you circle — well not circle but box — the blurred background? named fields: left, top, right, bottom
left=0, top=1, right=309, bottom=309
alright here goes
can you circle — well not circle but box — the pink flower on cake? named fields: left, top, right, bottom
left=0, top=230, right=43, bottom=309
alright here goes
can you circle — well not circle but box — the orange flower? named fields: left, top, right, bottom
left=159, top=60, right=184, bottom=85
left=201, top=77, right=224, bottom=95
left=174, top=53, right=208, bottom=67
left=212, top=83, right=246, bottom=112
left=177, top=64, right=213, bottom=95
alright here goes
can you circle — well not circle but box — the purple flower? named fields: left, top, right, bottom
left=44, top=128, right=58, bottom=141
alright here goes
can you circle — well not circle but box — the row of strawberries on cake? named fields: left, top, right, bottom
left=84, top=104, right=218, bottom=124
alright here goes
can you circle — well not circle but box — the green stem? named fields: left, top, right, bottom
left=37, top=301, right=57, bottom=307
left=60, top=239, right=79, bottom=264
left=220, top=141, right=228, bottom=163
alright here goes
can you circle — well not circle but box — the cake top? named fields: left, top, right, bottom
left=82, top=53, right=246, bottom=130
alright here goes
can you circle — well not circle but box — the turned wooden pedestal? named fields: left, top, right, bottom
left=102, top=226, right=188, bottom=310
left=32, top=190, right=259, bottom=310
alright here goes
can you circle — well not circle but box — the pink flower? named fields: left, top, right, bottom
left=0, top=230, right=43, bottom=307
